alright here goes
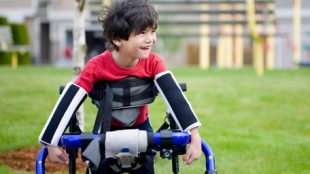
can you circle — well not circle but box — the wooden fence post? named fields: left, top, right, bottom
left=233, top=3, right=244, bottom=68
left=293, top=0, right=301, bottom=65
left=247, top=0, right=265, bottom=76
left=266, top=2, right=275, bottom=70
left=199, top=3, right=210, bottom=69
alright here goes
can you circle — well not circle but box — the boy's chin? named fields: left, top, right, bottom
left=139, top=54, right=150, bottom=59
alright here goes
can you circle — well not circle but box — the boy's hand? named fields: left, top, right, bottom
left=183, top=128, right=202, bottom=165
left=47, top=145, right=69, bottom=164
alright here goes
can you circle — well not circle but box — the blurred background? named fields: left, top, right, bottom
left=0, top=0, right=310, bottom=70
left=0, top=1, right=310, bottom=174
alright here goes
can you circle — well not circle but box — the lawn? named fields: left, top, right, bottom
left=0, top=66, right=309, bottom=174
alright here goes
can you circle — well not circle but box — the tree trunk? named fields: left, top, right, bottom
left=73, top=0, right=86, bottom=131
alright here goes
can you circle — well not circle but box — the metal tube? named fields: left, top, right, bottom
left=35, top=146, right=48, bottom=174
left=61, top=132, right=190, bottom=148
left=38, top=134, right=216, bottom=173
left=201, top=140, right=216, bottom=173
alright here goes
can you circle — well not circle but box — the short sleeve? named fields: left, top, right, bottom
left=74, top=59, right=98, bottom=93
left=152, top=54, right=167, bottom=77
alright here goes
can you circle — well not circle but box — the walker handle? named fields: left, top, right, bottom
left=36, top=131, right=216, bottom=174
left=59, top=131, right=190, bottom=149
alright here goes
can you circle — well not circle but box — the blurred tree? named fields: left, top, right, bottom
left=72, top=0, right=86, bottom=130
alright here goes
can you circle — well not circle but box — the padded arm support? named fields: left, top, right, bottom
left=39, top=82, right=87, bottom=146
left=154, top=71, right=201, bottom=132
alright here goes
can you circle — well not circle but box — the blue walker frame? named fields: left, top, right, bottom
left=36, top=133, right=216, bottom=174
left=36, top=83, right=217, bottom=174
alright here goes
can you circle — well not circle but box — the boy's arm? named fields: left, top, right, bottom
left=154, top=71, right=202, bottom=164
left=46, top=145, right=69, bottom=164
left=154, top=71, right=201, bottom=132
left=39, top=82, right=87, bottom=146
left=183, top=127, right=202, bottom=164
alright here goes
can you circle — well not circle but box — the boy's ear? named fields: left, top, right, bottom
left=112, top=39, right=122, bottom=47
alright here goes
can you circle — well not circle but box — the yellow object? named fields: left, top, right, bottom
left=247, top=0, right=261, bottom=42
left=253, top=42, right=264, bottom=76
left=266, top=2, right=275, bottom=70
left=11, top=52, right=18, bottom=69
left=247, top=0, right=265, bottom=76
left=199, top=4, right=210, bottom=69
left=293, top=0, right=301, bottom=65
left=234, top=3, right=244, bottom=68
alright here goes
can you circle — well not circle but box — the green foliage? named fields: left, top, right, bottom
left=0, top=16, right=9, bottom=26
left=18, top=52, right=31, bottom=65
left=10, top=23, right=29, bottom=45
left=0, top=52, right=12, bottom=65
left=0, top=21, right=31, bottom=65
left=11, top=23, right=31, bottom=65
left=0, top=67, right=310, bottom=174
left=0, top=17, right=13, bottom=65
left=0, top=52, right=31, bottom=65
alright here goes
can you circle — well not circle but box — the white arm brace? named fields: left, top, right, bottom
left=38, top=82, right=87, bottom=146
left=154, top=71, right=201, bottom=132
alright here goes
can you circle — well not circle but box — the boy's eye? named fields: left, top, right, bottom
left=139, top=29, right=156, bottom=35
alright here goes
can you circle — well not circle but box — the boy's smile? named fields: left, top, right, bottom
left=112, top=27, right=157, bottom=68
left=139, top=45, right=152, bottom=57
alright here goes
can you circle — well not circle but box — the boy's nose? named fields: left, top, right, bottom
left=145, top=36, right=153, bottom=43
left=145, top=34, right=156, bottom=44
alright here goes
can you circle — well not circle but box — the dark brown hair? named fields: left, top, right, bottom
left=99, top=0, right=159, bottom=51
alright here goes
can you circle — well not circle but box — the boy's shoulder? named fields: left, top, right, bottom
left=148, top=52, right=164, bottom=62
left=92, top=50, right=110, bottom=60
left=86, top=50, right=111, bottom=64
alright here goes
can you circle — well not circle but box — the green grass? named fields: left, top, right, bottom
left=0, top=66, right=309, bottom=174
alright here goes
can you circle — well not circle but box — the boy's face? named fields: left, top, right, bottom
left=115, top=27, right=157, bottom=59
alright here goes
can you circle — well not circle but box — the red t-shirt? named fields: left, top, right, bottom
left=75, top=50, right=167, bottom=127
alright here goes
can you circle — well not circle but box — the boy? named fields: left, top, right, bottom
left=39, top=0, right=202, bottom=173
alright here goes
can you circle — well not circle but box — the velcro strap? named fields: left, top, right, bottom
left=89, top=77, right=156, bottom=109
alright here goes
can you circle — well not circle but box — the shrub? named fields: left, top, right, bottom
left=10, top=23, right=31, bottom=65
left=0, top=16, right=9, bottom=26
left=0, top=52, right=12, bottom=65
left=10, top=23, right=29, bottom=45
left=0, top=20, right=31, bottom=65
left=0, top=51, right=31, bottom=65
left=18, top=52, right=31, bottom=65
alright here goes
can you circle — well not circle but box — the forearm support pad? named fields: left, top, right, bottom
left=154, top=71, right=201, bottom=132
left=38, top=82, right=87, bottom=146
